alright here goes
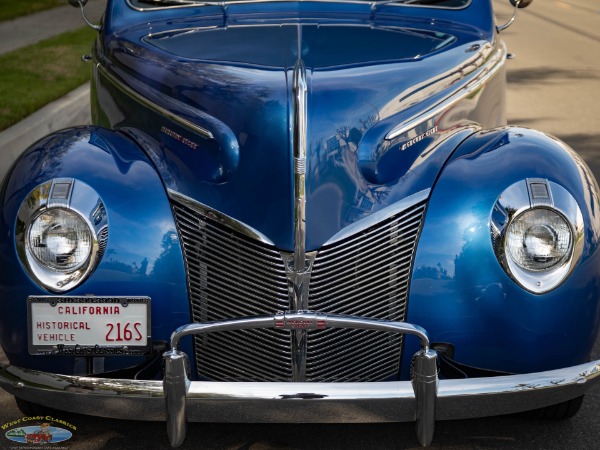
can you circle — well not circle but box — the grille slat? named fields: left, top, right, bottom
left=310, top=229, right=419, bottom=280
left=172, top=197, right=427, bottom=383
left=309, top=260, right=413, bottom=301
left=175, top=207, right=285, bottom=263
left=314, top=208, right=425, bottom=261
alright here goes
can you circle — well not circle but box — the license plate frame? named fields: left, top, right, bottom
left=28, top=296, right=151, bottom=356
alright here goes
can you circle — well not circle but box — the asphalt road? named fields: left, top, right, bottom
left=2, top=1, right=600, bottom=449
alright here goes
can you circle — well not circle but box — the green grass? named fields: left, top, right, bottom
left=0, top=26, right=96, bottom=131
left=0, top=0, right=63, bottom=22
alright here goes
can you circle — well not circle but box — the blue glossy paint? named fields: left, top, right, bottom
left=0, top=127, right=192, bottom=374
left=402, top=127, right=600, bottom=377
left=1, top=0, right=599, bottom=385
left=94, top=0, right=498, bottom=250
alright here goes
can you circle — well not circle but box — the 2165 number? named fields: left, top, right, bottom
left=106, top=322, right=143, bottom=342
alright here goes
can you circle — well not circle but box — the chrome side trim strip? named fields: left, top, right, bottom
left=97, top=64, right=214, bottom=140
left=385, top=43, right=507, bottom=141
left=323, top=189, right=430, bottom=246
left=168, top=189, right=275, bottom=245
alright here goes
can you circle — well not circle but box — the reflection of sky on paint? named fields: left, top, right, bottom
left=414, top=212, right=485, bottom=280
left=5, top=425, right=72, bottom=443
left=105, top=209, right=177, bottom=274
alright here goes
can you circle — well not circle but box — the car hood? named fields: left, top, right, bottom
left=98, top=10, right=502, bottom=250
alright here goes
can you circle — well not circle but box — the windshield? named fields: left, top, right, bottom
left=130, top=0, right=470, bottom=9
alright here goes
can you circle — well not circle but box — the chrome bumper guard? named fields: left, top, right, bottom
left=1, top=311, right=599, bottom=448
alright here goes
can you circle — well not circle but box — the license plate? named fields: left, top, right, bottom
left=28, top=296, right=151, bottom=356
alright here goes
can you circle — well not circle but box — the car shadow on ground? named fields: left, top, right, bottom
left=507, top=67, right=600, bottom=85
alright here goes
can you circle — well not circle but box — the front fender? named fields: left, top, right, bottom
left=0, top=126, right=191, bottom=374
left=405, top=127, right=600, bottom=375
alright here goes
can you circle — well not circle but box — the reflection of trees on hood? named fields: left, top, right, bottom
left=150, top=230, right=180, bottom=279
left=15, top=132, right=71, bottom=188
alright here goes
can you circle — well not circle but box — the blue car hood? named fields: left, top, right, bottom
left=99, top=11, right=500, bottom=251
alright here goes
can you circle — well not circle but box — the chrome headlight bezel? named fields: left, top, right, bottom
left=491, top=179, right=584, bottom=294
left=16, top=179, right=108, bottom=292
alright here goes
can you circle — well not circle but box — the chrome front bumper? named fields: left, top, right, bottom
left=1, top=311, right=600, bottom=448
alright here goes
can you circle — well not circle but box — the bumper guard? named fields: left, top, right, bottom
left=1, top=311, right=599, bottom=448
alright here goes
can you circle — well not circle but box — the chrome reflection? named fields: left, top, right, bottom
left=16, top=179, right=108, bottom=292
left=385, top=42, right=506, bottom=141
left=166, top=311, right=436, bottom=447
left=288, top=56, right=313, bottom=382
left=97, top=64, right=214, bottom=140
left=3, top=334, right=600, bottom=446
left=323, top=188, right=430, bottom=245
left=491, top=179, right=584, bottom=293
left=167, top=189, right=274, bottom=245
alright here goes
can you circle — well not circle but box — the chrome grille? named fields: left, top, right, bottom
left=172, top=201, right=292, bottom=382
left=96, top=226, right=109, bottom=264
left=306, top=201, right=427, bottom=381
left=171, top=196, right=426, bottom=382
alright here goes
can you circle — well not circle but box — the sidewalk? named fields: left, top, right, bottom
left=0, top=0, right=106, bottom=56
left=0, top=0, right=106, bottom=183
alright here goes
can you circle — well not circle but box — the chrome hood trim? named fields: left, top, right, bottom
left=385, top=42, right=507, bottom=141
left=168, top=189, right=274, bottom=245
left=323, top=188, right=430, bottom=246
left=98, top=64, right=214, bottom=140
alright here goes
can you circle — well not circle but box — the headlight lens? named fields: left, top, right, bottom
left=17, top=179, right=107, bottom=292
left=505, top=208, right=572, bottom=271
left=28, top=208, right=93, bottom=271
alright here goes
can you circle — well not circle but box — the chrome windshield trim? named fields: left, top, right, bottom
left=385, top=43, right=507, bottom=141
left=168, top=189, right=275, bottom=245
left=322, top=188, right=430, bottom=246
left=97, top=64, right=214, bottom=140
left=127, top=0, right=471, bottom=12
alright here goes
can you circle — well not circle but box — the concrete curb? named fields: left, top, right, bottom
left=0, top=83, right=91, bottom=183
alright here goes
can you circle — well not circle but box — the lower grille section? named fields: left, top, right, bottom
left=172, top=196, right=427, bottom=382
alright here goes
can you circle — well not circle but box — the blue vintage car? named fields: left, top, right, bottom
left=1, top=0, right=599, bottom=447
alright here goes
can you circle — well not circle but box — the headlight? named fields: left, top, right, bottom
left=17, top=179, right=108, bottom=292
left=28, top=208, right=93, bottom=271
left=505, top=208, right=572, bottom=271
left=491, top=179, right=583, bottom=294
